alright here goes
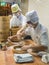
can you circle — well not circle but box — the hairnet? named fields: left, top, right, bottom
left=26, top=10, right=39, bottom=24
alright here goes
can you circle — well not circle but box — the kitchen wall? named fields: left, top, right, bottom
left=20, top=0, right=28, bottom=15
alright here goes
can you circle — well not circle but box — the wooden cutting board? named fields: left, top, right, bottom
left=0, top=40, right=49, bottom=65
left=0, top=51, right=6, bottom=65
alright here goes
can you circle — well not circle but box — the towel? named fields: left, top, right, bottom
left=13, top=53, right=34, bottom=63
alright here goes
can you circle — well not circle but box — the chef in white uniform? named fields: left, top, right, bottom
left=21, top=10, right=49, bottom=52
left=10, top=4, right=26, bottom=29
left=8, top=4, right=26, bottom=42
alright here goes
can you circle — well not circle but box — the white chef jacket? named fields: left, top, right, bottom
left=25, top=23, right=49, bottom=47
left=10, top=14, right=26, bottom=28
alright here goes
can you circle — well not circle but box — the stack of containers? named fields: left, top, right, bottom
left=11, top=27, right=20, bottom=35
left=0, top=16, right=10, bottom=42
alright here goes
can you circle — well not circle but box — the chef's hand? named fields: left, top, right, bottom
left=17, top=30, right=21, bottom=35
left=21, top=45, right=30, bottom=51
left=27, top=49, right=38, bottom=56
left=27, top=49, right=33, bottom=53
left=16, top=33, right=22, bottom=40
left=17, top=30, right=25, bottom=36
left=8, top=36, right=12, bottom=39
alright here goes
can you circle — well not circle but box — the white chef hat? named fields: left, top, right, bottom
left=26, top=10, right=39, bottom=24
